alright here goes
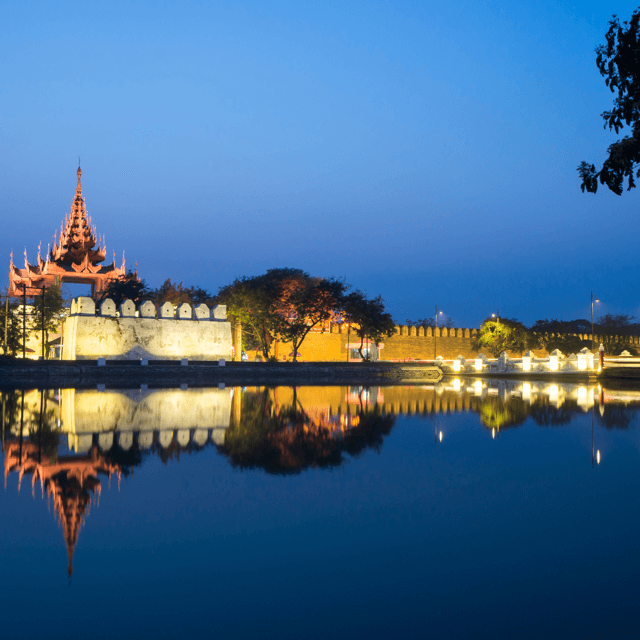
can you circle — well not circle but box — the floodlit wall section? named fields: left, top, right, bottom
left=268, top=324, right=640, bottom=362
left=62, top=297, right=232, bottom=361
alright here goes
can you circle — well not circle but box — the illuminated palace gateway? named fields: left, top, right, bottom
left=8, top=164, right=126, bottom=297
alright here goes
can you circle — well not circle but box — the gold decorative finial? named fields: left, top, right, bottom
left=76, top=161, right=82, bottom=195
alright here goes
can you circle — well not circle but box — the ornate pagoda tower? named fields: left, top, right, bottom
left=8, top=164, right=127, bottom=297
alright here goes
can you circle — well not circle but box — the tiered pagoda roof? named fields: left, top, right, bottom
left=8, top=164, right=127, bottom=297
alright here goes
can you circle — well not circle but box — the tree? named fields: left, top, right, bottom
left=531, top=318, right=592, bottom=334
left=32, top=283, right=66, bottom=358
left=276, top=274, right=345, bottom=363
left=579, top=8, right=640, bottom=194
left=406, top=316, right=454, bottom=329
left=217, top=268, right=345, bottom=362
left=473, top=317, right=540, bottom=357
left=217, top=276, right=278, bottom=360
left=596, top=312, right=639, bottom=335
left=343, top=291, right=396, bottom=360
left=149, top=279, right=215, bottom=306
left=99, top=271, right=147, bottom=306
left=593, top=313, right=640, bottom=355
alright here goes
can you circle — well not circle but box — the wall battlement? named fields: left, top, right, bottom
left=62, top=297, right=232, bottom=361
left=270, top=323, right=640, bottom=362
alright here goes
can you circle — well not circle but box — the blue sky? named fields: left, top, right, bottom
left=1, top=0, right=638, bottom=327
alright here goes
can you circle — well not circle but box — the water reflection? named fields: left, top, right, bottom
left=221, top=386, right=395, bottom=474
left=2, top=379, right=640, bottom=577
left=3, top=380, right=639, bottom=459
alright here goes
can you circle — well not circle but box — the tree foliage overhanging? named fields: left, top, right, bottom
left=343, top=290, right=396, bottom=359
left=579, top=7, right=640, bottom=194
left=473, top=317, right=541, bottom=357
left=217, top=268, right=395, bottom=362
left=99, top=271, right=148, bottom=306
left=217, top=268, right=348, bottom=362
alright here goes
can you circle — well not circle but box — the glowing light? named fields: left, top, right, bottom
left=474, top=358, right=483, bottom=371
left=453, top=359, right=461, bottom=372
left=492, top=428, right=495, bottom=439
left=577, top=353, right=587, bottom=370
left=522, top=382, right=531, bottom=401
left=439, top=431, right=443, bottom=442
left=577, top=387, right=587, bottom=403
left=549, top=384, right=559, bottom=404
left=596, top=450, right=601, bottom=465
left=453, top=379, right=461, bottom=391
left=549, top=355, right=559, bottom=371
left=522, top=356, right=531, bottom=372
left=474, top=380, right=482, bottom=395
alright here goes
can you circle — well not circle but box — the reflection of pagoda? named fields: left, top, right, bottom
left=4, top=442, right=121, bottom=577
left=8, top=164, right=126, bottom=297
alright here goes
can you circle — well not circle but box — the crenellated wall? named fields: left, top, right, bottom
left=266, top=324, right=640, bottom=362
left=62, top=297, right=232, bottom=361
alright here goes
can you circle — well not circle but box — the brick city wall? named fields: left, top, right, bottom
left=263, top=324, right=640, bottom=362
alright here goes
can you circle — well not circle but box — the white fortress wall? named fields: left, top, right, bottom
left=62, top=297, right=232, bottom=361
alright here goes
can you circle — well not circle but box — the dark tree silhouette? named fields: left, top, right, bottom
left=579, top=8, right=640, bottom=194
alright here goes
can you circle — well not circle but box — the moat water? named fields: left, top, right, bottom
left=1, top=379, right=639, bottom=640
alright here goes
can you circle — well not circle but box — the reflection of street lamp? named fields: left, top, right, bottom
left=591, top=292, right=600, bottom=351
left=591, top=402, right=602, bottom=466
left=434, top=305, right=444, bottom=360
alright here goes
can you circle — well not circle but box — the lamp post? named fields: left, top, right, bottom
left=434, top=305, right=443, bottom=360
left=22, top=284, right=26, bottom=359
left=591, top=292, right=599, bottom=351
left=41, top=286, right=46, bottom=360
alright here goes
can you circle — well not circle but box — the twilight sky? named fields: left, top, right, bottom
left=1, top=0, right=638, bottom=327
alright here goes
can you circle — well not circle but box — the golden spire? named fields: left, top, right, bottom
left=76, top=160, right=82, bottom=196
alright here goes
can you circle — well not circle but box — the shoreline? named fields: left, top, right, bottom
left=0, top=360, right=443, bottom=390
left=1, top=359, right=638, bottom=390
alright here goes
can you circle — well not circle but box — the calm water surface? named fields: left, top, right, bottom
left=1, top=380, right=639, bottom=640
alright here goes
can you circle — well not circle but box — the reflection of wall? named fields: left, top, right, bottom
left=5, top=389, right=60, bottom=437
left=60, top=388, right=231, bottom=452
left=245, top=381, right=604, bottom=418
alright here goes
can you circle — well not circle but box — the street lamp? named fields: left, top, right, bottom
left=491, top=309, right=500, bottom=326
left=434, top=305, right=444, bottom=360
left=591, top=292, right=599, bottom=351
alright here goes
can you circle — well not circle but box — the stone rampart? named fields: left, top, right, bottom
left=268, top=324, right=640, bottom=362
left=62, top=297, right=232, bottom=361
